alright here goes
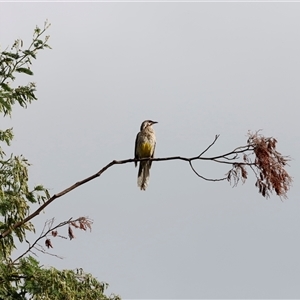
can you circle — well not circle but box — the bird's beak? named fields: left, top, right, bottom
left=151, top=121, right=158, bottom=125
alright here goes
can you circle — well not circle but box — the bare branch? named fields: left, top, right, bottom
left=34, top=243, right=64, bottom=259
left=189, top=161, right=227, bottom=182
left=0, top=132, right=292, bottom=240
left=12, top=217, right=72, bottom=263
left=198, top=134, right=220, bottom=157
left=12, top=216, right=93, bottom=263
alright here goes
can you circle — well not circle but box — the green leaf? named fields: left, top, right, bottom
left=1, top=57, right=14, bottom=64
left=33, top=40, right=44, bottom=48
left=43, top=44, right=52, bottom=49
left=0, top=128, right=14, bottom=145
left=0, top=96, right=12, bottom=114
left=1, top=52, right=19, bottom=59
left=34, top=26, right=41, bottom=35
left=0, top=83, right=12, bottom=91
left=15, top=68, right=34, bottom=75
left=23, top=50, right=36, bottom=59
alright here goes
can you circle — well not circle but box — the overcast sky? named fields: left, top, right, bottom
left=1, top=2, right=299, bottom=299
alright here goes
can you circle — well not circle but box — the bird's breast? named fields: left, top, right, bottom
left=139, top=142, right=153, bottom=157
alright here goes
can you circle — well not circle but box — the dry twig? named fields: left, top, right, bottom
left=12, top=217, right=93, bottom=263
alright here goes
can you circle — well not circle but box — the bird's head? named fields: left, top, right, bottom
left=140, top=120, right=158, bottom=131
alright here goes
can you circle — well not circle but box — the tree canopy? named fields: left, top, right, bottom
left=0, top=21, right=120, bottom=300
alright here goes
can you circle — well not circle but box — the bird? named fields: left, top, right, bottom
left=134, top=120, right=158, bottom=190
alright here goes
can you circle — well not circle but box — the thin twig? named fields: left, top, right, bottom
left=198, top=134, right=220, bottom=157
left=34, top=243, right=64, bottom=259
left=12, top=218, right=73, bottom=263
left=189, top=161, right=227, bottom=182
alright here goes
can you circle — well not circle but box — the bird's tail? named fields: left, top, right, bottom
left=137, top=161, right=151, bottom=191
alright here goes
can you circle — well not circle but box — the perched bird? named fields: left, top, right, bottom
left=134, top=120, right=158, bottom=190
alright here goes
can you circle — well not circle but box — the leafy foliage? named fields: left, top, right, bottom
left=0, top=256, right=118, bottom=300
left=0, top=22, right=51, bottom=116
left=0, top=21, right=51, bottom=259
left=0, top=22, right=119, bottom=299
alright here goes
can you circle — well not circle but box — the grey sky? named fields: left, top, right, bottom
left=1, top=2, right=299, bottom=299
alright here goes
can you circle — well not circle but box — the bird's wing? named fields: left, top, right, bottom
left=149, top=140, right=156, bottom=168
left=134, top=132, right=140, bottom=167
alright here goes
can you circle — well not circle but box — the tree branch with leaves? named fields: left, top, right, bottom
left=0, top=22, right=120, bottom=300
